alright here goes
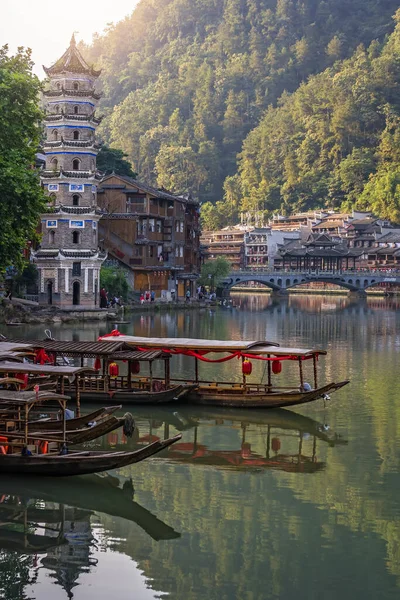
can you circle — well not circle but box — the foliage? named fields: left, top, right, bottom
left=0, top=46, right=45, bottom=273
left=81, top=0, right=399, bottom=207
left=237, top=11, right=400, bottom=222
left=100, top=266, right=129, bottom=300
left=97, top=144, right=137, bottom=177
left=198, top=257, right=231, bottom=289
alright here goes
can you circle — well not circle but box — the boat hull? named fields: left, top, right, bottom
left=28, top=405, right=120, bottom=432
left=0, top=434, right=181, bottom=476
left=186, top=381, right=349, bottom=408
left=70, top=384, right=189, bottom=405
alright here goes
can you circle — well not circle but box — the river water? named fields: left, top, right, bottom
left=1, top=293, right=400, bottom=600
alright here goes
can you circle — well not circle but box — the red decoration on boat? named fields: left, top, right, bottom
left=272, top=361, right=282, bottom=374
left=99, top=329, right=122, bottom=339
left=271, top=438, right=281, bottom=452
left=35, top=348, right=51, bottom=365
left=15, top=373, right=28, bottom=389
left=94, top=357, right=102, bottom=371
left=242, top=359, right=252, bottom=375
left=109, top=362, right=119, bottom=377
left=130, top=360, right=140, bottom=374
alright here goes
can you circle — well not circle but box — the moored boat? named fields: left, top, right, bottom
left=98, top=334, right=350, bottom=409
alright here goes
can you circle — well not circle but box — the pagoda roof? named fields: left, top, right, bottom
left=43, top=34, right=101, bottom=77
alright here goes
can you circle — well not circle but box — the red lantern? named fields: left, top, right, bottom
left=94, top=357, right=102, bottom=371
left=130, top=360, right=140, bottom=374
left=271, top=438, right=281, bottom=452
left=109, top=362, right=119, bottom=378
left=242, top=359, right=252, bottom=376
left=15, top=373, right=28, bottom=389
left=272, top=360, right=282, bottom=374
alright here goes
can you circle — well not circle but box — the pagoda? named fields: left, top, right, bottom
left=33, top=35, right=106, bottom=308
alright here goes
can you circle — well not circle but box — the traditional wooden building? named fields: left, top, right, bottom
left=97, top=175, right=201, bottom=298
left=275, top=234, right=363, bottom=271
left=33, top=35, right=105, bottom=307
left=201, top=229, right=245, bottom=269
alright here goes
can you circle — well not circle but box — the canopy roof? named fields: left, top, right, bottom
left=0, top=390, right=70, bottom=406
left=43, top=34, right=101, bottom=77
left=0, top=342, right=34, bottom=353
left=99, top=335, right=279, bottom=352
left=0, top=362, right=95, bottom=376
left=246, top=346, right=326, bottom=357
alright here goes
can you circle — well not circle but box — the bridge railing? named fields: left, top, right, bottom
left=225, top=269, right=400, bottom=279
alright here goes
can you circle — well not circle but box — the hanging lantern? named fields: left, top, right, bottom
left=130, top=360, right=140, bottom=374
left=271, top=438, right=281, bottom=452
left=272, top=360, right=282, bottom=375
left=109, top=362, right=119, bottom=378
left=242, top=359, right=252, bottom=376
left=94, top=356, right=102, bottom=371
left=15, top=373, right=28, bottom=390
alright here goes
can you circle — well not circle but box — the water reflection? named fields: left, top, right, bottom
left=0, top=474, right=180, bottom=600
left=89, top=406, right=347, bottom=474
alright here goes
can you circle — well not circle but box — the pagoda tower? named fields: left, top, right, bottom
left=34, top=35, right=106, bottom=308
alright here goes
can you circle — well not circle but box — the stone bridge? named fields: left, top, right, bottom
left=220, top=270, right=400, bottom=297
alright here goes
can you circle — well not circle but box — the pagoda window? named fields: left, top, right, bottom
left=72, top=195, right=80, bottom=206
left=73, top=82, right=79, bottom=91
left=51, top=158, right=58, bottom=169
left=72, top=158, right=80, bottom=170
left=48, top=194, right=56, bottom=205
left=56, top=82, right=61, bottom=90
left=49, top=230, right=56, bottom=244
left=72, top=231, right=80, bottom=244
left=52, top=130, right=58, bottom=141
left=55, top=105, right=60, bottom=113
left=73, top=130, right=80, bottom=140
left=74, top=105, right=79, bottom=114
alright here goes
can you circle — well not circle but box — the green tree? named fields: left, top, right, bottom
left=0, top=46, right=45, bottom=273
left=100, top=266, right=129, bottom=300
left=97, top=145, right=137, bottom=177
left=198, top=257, right=231, bottom=290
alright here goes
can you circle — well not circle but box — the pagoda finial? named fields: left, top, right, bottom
left=70, top=32, right=77, bottom=47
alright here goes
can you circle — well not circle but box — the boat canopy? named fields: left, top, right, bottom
left=0, top=390, right=70, bottom=406
left=99, top=335, right=279, bottom=352
left=98, top=335, right=324, bottom=357
left=0, top=362, right=95, bottom=376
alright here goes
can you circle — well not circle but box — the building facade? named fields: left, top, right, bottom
left=201, top=228, right=245, bottom=269
left=33, top=36, right=105, bottom=307
left=97, top=175, right=201, bottom=298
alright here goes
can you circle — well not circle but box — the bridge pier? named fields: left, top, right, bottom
left=347, top=289, right=367, bottom=299
left=270, top=289, right=288, bottom=298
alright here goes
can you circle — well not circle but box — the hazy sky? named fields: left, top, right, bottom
left=1, top=0, right=137, bottom=77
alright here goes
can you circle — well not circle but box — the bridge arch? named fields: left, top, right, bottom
left=285, top=277, right=359, bottom=292
left=223, top=276, right=280, bottom=291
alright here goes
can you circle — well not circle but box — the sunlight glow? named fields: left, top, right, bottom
left=0, top=0, right=137, bottom=77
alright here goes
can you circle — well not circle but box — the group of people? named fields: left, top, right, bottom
left=140, top=290, right=155, bottom=304
left=196, top=286, right=216, bottom=301
left=100, top=288, right=123, bottom=309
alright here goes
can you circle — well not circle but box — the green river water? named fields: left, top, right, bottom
left=0, top=293, right=400, bottom=600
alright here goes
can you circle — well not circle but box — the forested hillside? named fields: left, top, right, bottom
left=82, top=0, right=400, bottom=224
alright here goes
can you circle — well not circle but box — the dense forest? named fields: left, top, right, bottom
left=81, top=0, right=400, bottom=226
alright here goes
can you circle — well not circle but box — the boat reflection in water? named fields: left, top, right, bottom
left=0, top=473, right=181, bottom=599
left=99, top=406, right=348, bottom=474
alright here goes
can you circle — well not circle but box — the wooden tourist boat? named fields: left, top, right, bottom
left=26, top=404, right=121, bottom=431
left=98, top=334, right=350, bottom=409
left=0, top=340, right=193, bottom=406
left=0, top=389, right=181, bottom=476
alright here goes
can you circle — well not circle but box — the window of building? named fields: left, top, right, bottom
left=72, top=231, right=80, bottom=244
left=73, top=130, right=79, bottom=140
left=48, top=193, right=56, bottom=205
left=52, top=130, right=58, bottom=141
left=149, top=246, right=154, bottom=258
left=158, top=245, right=163, bottom=261
left=156, top=220, right=162, bottom=233
left=180, top=221, right=184, bottom=233
left=135, top=246, right=143, bottom=257
left=56, top=82, right=61, bottom=90
left=127, top=197, right=146, bottom=213
left=73, top=82, right=79, bottom=91
left=176, top=220, right=180, bottom=233
left=72, top=262, right=81, bottom=276
left=175, top=246, right=179, bottom=257
left=74, top=105, right=79, bottom=114
left=148, top=219, right=155, bottom=232
left=180, top=246, right=184, bottom=257
left=51, top=158, right=58, bottom=169
left=49, top=230, right=56, bottom=244
left=72, top=195, right=80, bottom=206
left=72, top=158, right=80, bottom=170
left=55, top=105, right=60, bottom=113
